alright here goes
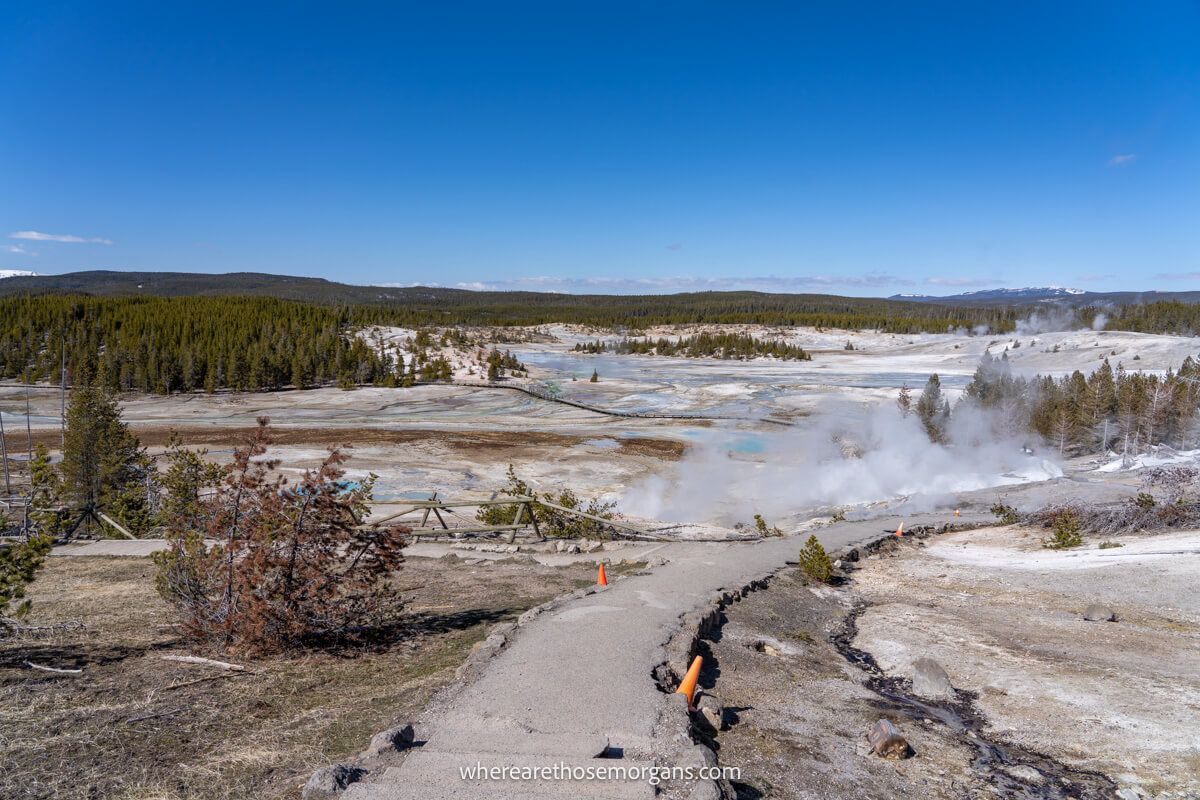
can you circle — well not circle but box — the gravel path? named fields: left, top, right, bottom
left=343, top=511, right=985, bottom=800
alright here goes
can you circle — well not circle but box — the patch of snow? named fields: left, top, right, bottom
left=1095, top=448, right=1200, bottom=473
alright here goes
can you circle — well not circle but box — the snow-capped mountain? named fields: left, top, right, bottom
left=890, top=286, right=1086, bottom=303
left=0, top=269, right=39, bottom=279
left=952, top=286, right=1084, bottom=300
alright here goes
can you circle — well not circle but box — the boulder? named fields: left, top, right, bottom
left=302, top=764, right=366, bottom=799
left=1083, top=604, right=1116, bottom=622
left=365, top=723, right=414, bottom=756
left=911, top=657, right=954, bottom=700
left=867, top=719, right=912, bottom=759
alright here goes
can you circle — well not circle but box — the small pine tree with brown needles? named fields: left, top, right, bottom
left=797, top=534, right=833, bottom=583
left=153, top=417, right=409, bottom=652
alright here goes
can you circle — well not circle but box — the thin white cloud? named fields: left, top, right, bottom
left=1108, top=154, right=1137, bottom=167
left=374, top=281, right=443, bottom=288
left=426, top=274, right=914, bottom=294
left=1153, top=272, right=1200, bottom=281
left=9, top=230, right=113, bottom=244
left=2, top=244, right=32, bottom=254
left=925, top=276, right=1002, bottom=288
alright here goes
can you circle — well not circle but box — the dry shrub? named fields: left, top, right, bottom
left=153, top=417, right=409, bottom=652
left=1027, top=466, right=1200, bottom=538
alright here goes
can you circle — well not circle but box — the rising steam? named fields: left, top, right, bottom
left=621, top=401, right=1061, bottom=524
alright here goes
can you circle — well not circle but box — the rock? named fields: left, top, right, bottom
left=1002, top=764, right=1044, bottom=784
left=697, top=694, right=724, bottom=731
left=365, top=723, right=414, bottom=756
left=1084, top=604, right=1117, bottom=622
left=846, top=548, right=860, bottom=562
left=911, top=657, right=954, bottom=700
left=302, top=764, right=366, bottom=799
left=867, top=719, right=912, bottom=759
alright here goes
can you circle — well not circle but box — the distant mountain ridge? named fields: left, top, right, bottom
left=890, top=286, right=1200, bottom=306
left=2, top=270, right=1200, bottom=311
left=891, top=286, right=1083, bottom=301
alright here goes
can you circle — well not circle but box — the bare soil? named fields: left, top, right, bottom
left=4, top=426, right=685, bottom=462
left=853, top=526, right=1200, bottom=798
left=0, top=555, right=628, bottom=800
left=699, top=567, right=983, bottom=799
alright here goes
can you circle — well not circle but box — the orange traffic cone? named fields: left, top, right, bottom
left=895, top=522, right=904, bottom=537
left=676, top=655, right=702, bottom=706
left=597, top=563, right=608, bottom=586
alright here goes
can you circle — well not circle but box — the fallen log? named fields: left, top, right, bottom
left=160, top=654, right=247, bottom=672
left=24, top=661, right=82, bottom=674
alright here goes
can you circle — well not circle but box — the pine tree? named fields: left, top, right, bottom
left=60, top=385, right=146, bottom=531
left=590, top=369, right=599, bottom=383
left=915, top=374, right=949, bottom=443
left=153, top=418, right=408, bottom=652
left=0, top=534, right=53, bottom=636
left=797, top=534, right=833, bottom=583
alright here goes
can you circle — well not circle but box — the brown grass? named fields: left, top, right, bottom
left=4, top=426, right=685, bottom=463
left=0, top=554, right=615, bottom=800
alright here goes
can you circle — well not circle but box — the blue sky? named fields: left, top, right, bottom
left=1, top=2, right=1197, bottom=295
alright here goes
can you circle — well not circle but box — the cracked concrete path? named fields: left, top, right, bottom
left=344, top=511, right=985, bottom=800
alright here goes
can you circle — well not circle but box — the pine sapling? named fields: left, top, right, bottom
left=798, top=534, right=833, bottom=583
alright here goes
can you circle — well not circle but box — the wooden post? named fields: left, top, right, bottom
left=0, top=402, right=10, bottom=495
left=419, top=491, right=437, bottom=528
left=506, top=502, right=524, bottom=544
left=528, top=502, right=542, bottom=541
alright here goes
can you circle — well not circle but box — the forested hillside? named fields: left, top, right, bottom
left=0, top=289, right=1014, bottom=393
left=0, top=271, right=1018, bottom=331
left=0, top=295, right=391, bottom=392
left=3, top=282, right=1200, bottom=395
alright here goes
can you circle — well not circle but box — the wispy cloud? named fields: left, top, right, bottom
left=394, top=274, right=916, bottom=294
left=1108, top=153, right=1137, bottom=167
left=1076, top=273, right=1115, bottom=283
left=9, top=230, right=113, bottom=244
left=1153, top=271, right=1200, bottom=281
left=2, top=244, right=32, bottom=255
left=925, top=276, right=1003, bottom=288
